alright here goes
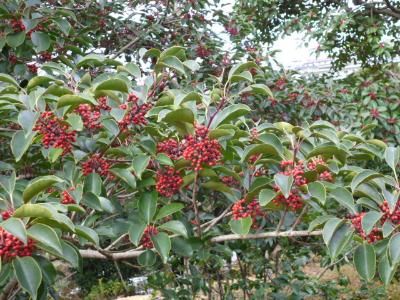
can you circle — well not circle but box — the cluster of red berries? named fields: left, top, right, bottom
left=27, top=24, right=44, bottom=38
left=349, top=213, right=382, bottom=244
left=76, top=104, right=102, bottom=129
left=0, top=228, right=36, bottom=261
left=33, top=111, right=77, bottom=155
left=221, top=176, right=239, bottom=187
left=274, top=77, right=287, bottom=90
left=82, top=154, right=111, bottom=177
left=97, top=96, right=111, bottom=111
left=157, top=139, right=182, bottom=160
left=27, top=63, right=38, bottom=74
left=196, top=45, right=212, bottom=58
left=232, top=199, right=265, bottom=227
left=370, top=108, right=380, bottom=118
left=182, top=125, right=222, bottom=171
left=1, top=210, right=13, bottom=221
left=288, top=93, right=299, bottom=101
left=118, top=93, right=152, bottom=130
left=380, top=200, right=400, bottom=225
left=273, top=186, right=303, bottom=211
left=39, top=52, right=52, bottom=61
left=10, top=19, right=25, bottom=32
left=140, top=226, right=159, bottom=249
left=307, top=158, right=334, bottom=181
left=156, top=167, right=183, bottom=197
left=9, top=54, right=18, bottom=64
left=251, top=128, right=259, bottom=139
left=280, top=160, right=307, bottom=186
left=61, top=187, right=76, bottom=205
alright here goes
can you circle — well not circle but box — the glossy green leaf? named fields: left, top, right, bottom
left=28, top=224, right=63, bottom=256
left=351, top=170, right=383, bottom=192
left=229, top=216, right=252, bottom=235
left=354, top=243, right=376, bottom=281
left=11, top=130, right=36, bottom=162
left=132, top=155, right=150, bottom=180
left=330, top=187, right=357, bottom=214
left=259, top=189, right=276, bottom=206
left=159, top=220, right=188, bottom=238
left=308, top=181, right=326, bottom=205
left=361, top=211, right=383, bottom=235
left=23, top=175, right=63, bottom=203
left=138, top=250, right=156, bottom=266
left=0, top=218, right=27, bottom=244
left=155, top=203, right=185, bottom=220
left=13, top=256, right=42, bottom=300
left=151, top=232, right=171, bottom=263
left=138, top=191, right=157, bottom=223
left=274, top=174, right=293, bottom=198
left=95, top=78, right=128, bottom=93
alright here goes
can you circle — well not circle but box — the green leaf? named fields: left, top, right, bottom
left=183, top=60, right=200, bottom=72
left=259, top=189, right=276, bottom=206
left=6, top=32, right=25, bottom=48
left=27, top=75, right=63, bottom=91
left=308, top=181, right=326, bottom=205
left=128, top=220, right=147, bottom=246
left=389, top=233, right=400, bottom=264
left=385, top=146, right=399, bottom=173
left=0, top=73, right=20, bottom=88
left=307, top=145, right=348, bottom=165
left=155, top=153, right=174, bottom=167
left=75, top=225, right=99, bottom=246
left=323, top=218, right=343, bottom=246
left=308, top=215, right=334, bottom=232
left=23, top=175, right=63, bottom=203
left=54, top=18, right=71, bottom=35
left=81, top=192, right=102, bottom=211
left=31, top=31, right=50, bottom=52
left=138, top=250, right=156, bottom=266
left=155, top=203, right=185, bottom=220
left=351, top=170, right=383, bottom=192
left=159, top=220, right=188, bottom=238
left=13, top=204, right=53, bottom=219
left=229, top=216, right=252, bottom=235
left=379, top=254, right=397, bottom=286
left=117, top=62, right=141, bottom=77
left=202, top=181, right=232, bottom=194
left=11, top=130, right=36, bottom=162
left=157, top=56, right=186, bottom=75
left=60, top=241, right=80, bottom=269
left=228, top=62, right=258, bottom=79
left=57, top=94, right=97, bottom=109
left=361, top=211, right=383, bottom=235
left=139, top=191, right=157, bottom=223
left=354, top=243, right=376, bottom=281
left=382, top=221, right=395, bottom=238
left=110, top=168, right=136, bottom=189
left=325, top=221, right=354, bottom=259
left=0, top=218, right=27, bottom=244
left=0, top=171, right=16, bottom=197
left=171, top=237, right=193, bottom=257
left=28, top=224, right=63, bottom=256
left=210, top=104, right=251, bottom=128
left=151, top=232, right=171, bottom=263
left=241, top=83, right=273, bottom=98
left=83, top=173, right=102, bottom=195
left=13, top=257, right=42, bottom=300
left=274, top=174, right=293, bottom=198
left=95, top=78, right=128, bottom=93
left=66, top=113, right=83, bottom=131
left=18, top=110, right=38, bottom=135
left=241, top=144, right=282, bottom=162
left=132, top=155, right=150, bottom=179
left=330, top=187, right=357, bottom=214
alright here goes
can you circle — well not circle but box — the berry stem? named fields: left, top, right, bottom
left=276, top=208, right=288, bottom=233
left=191, top=172, right=202, bottom=237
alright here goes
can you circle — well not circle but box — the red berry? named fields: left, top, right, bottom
left=140, top=226, right=158, bottom=249
left=81, top=154, right=112, bottom=177
left=33, top=111, right=76, bottom=155
left=156, top=167, right=183, bottom=197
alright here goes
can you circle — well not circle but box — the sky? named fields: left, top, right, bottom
left=214, top=0, right=325, bottom=69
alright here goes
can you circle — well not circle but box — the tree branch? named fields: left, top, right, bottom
left=79, top=230, right=322, bottom=259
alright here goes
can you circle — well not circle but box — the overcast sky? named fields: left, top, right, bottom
left=214, top=0, right=325, bottom=69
